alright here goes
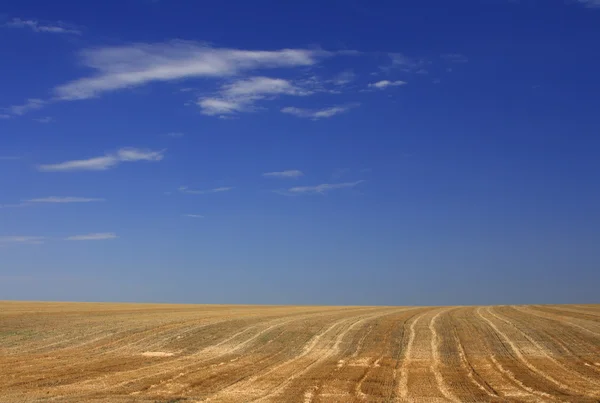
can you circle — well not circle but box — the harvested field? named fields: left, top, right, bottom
left=1, top=302, right=599, bottom=402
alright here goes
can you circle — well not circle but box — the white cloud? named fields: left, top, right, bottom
left=223, top=76, right=308, bottom=97
left=5, top=18, right=81, bottom=35
left=53, top=42, right=324, bottom=101
left=6, top=98, right=45, bottom=116
left=34, top=116, right=53, bottom=123
left=179, top=186, right=233, bottom=194
left=37, top=147, right=165, bottom=172
left=24, top=197, right=105, bottom=203
left=198, top=76, right=311, bottom=116
left=116, top=148, right=164, bottom=162
left=285, top=180, right=364, bottom=194
left=0, top=236, right=45, bottom=245
left=262, top=170, right=304, bottom=178
left=198, top=98, right=245, bottom=115
left=281, top=104, right=357, bottom=119
left=577, top=0, right=600, bottom=8
left=65, top=233, right=117, bottom=241
left=185, top=214, right=204, bottom=218
left=281, top=180, right=364, bottom=195
left=368, top=80, right=406, bottom=89
left=167, top=132, right=184, bottom=138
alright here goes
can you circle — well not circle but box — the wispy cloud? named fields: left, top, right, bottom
left=185, top=214, right=204, bottom=218
left=385, top=53, right=426, bottom=73
left=262, top=170, right=304, bottom=178
left=37, top=147, right=165, bottom=172
left=285, top=180, right=365, bottom=195
left=0, top=114, right=10, bottom=119
left=5, top=18, right=81, bottom=35
left=198, top=76, right=311, bottom=116
left=24, top=197, right=105, bottom=203
left=576, top=0, right=600, bottom=8
left=5, top=98, right=45, bottom=116
left=53, top=42, right=324, bottom=101
left=34, top=116, right=53, bottom=123
left=281, top=104, right=357, bottom=119
left=167, top=132, right=184, bottom=138
left=330, top=70, right=356, bottom=86
left=0, top=202, right=30, bottom=209
left=0, top=236, right=45, bottom=245
left=368, top=80, right=406, bottom=89
left=0, top=156, right=21, bottom=161
left=178, top=186, right=233, bottom=194
left=65, top=233, right=117, bottom=241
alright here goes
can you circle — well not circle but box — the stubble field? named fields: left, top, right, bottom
left=0, top=301, right=599, bottom=402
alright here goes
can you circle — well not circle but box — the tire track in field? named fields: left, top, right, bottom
left=310, top=309, right=416, bottom=402
left=449, top=318, right=499, bottom=398
left=384, top=309, right=427, bottom=402
left=512, top=306, right=600, bottom=373
left=45, top=313, right=308, bottom=399
left=429, top=308, right=462, bottom=403
left=255, top=309, right=398, bottom=403
left=204, top=312, right=359, bottom=402
left=491, top=307, right=600, bottom=393
left=523, top=306, right=600, bottom=337
left=13, top=318, right=233, bottom=382
left=206, top=308, right=396, bottom=402
left=172, top=312, right=356, bottom=399
left=147, top=312, right=337, bottom=395
left=109, top=308, right=375, bottom=396
left=353, top=316, right=396, bottom=400
left=473, top=307, right=559, bottom=401
left=395, top=308, right=430, bottom=401
left=477, top=307, right=568, bottom=400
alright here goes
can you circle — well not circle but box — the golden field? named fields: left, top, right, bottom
left=0, top=301, right=599, bottom=402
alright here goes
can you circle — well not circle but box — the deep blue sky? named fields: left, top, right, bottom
left=1, top=0, right=599, bottom=305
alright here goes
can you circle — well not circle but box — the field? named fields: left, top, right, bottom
left=1, top=302, right=599, bottom=402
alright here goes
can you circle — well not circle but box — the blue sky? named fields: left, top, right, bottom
left=1, top=0, right=599, bottom=305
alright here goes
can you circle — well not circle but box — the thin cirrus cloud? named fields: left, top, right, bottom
left=287, top=180, right=364, bottom=194
left=262, top=170, right=304, bottom=178
left=5, top=18, right=81, bottom=35
left=53, top=41, right=325, bottom=101
left=368, top=80, right=406, bottom=89
left=37, top=147, right=165, bottom=172
left=179, top=186, right=233, bottom=195
left=577, top=0, right=600, bottom=7
left=281, top=104, right=357, bottom=119
left=185, top=214, right=204, bottom=218
left=198, top=76, right=311, bottom=116
left=23, top=197, right=105, bottom=203
left=65, top=233, right=117, bottom=241
left=6, top=98, right=45, bottom=116
left=0, top=236, right=45, bottom=245
left=386, top=52, right=426, bottom=72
